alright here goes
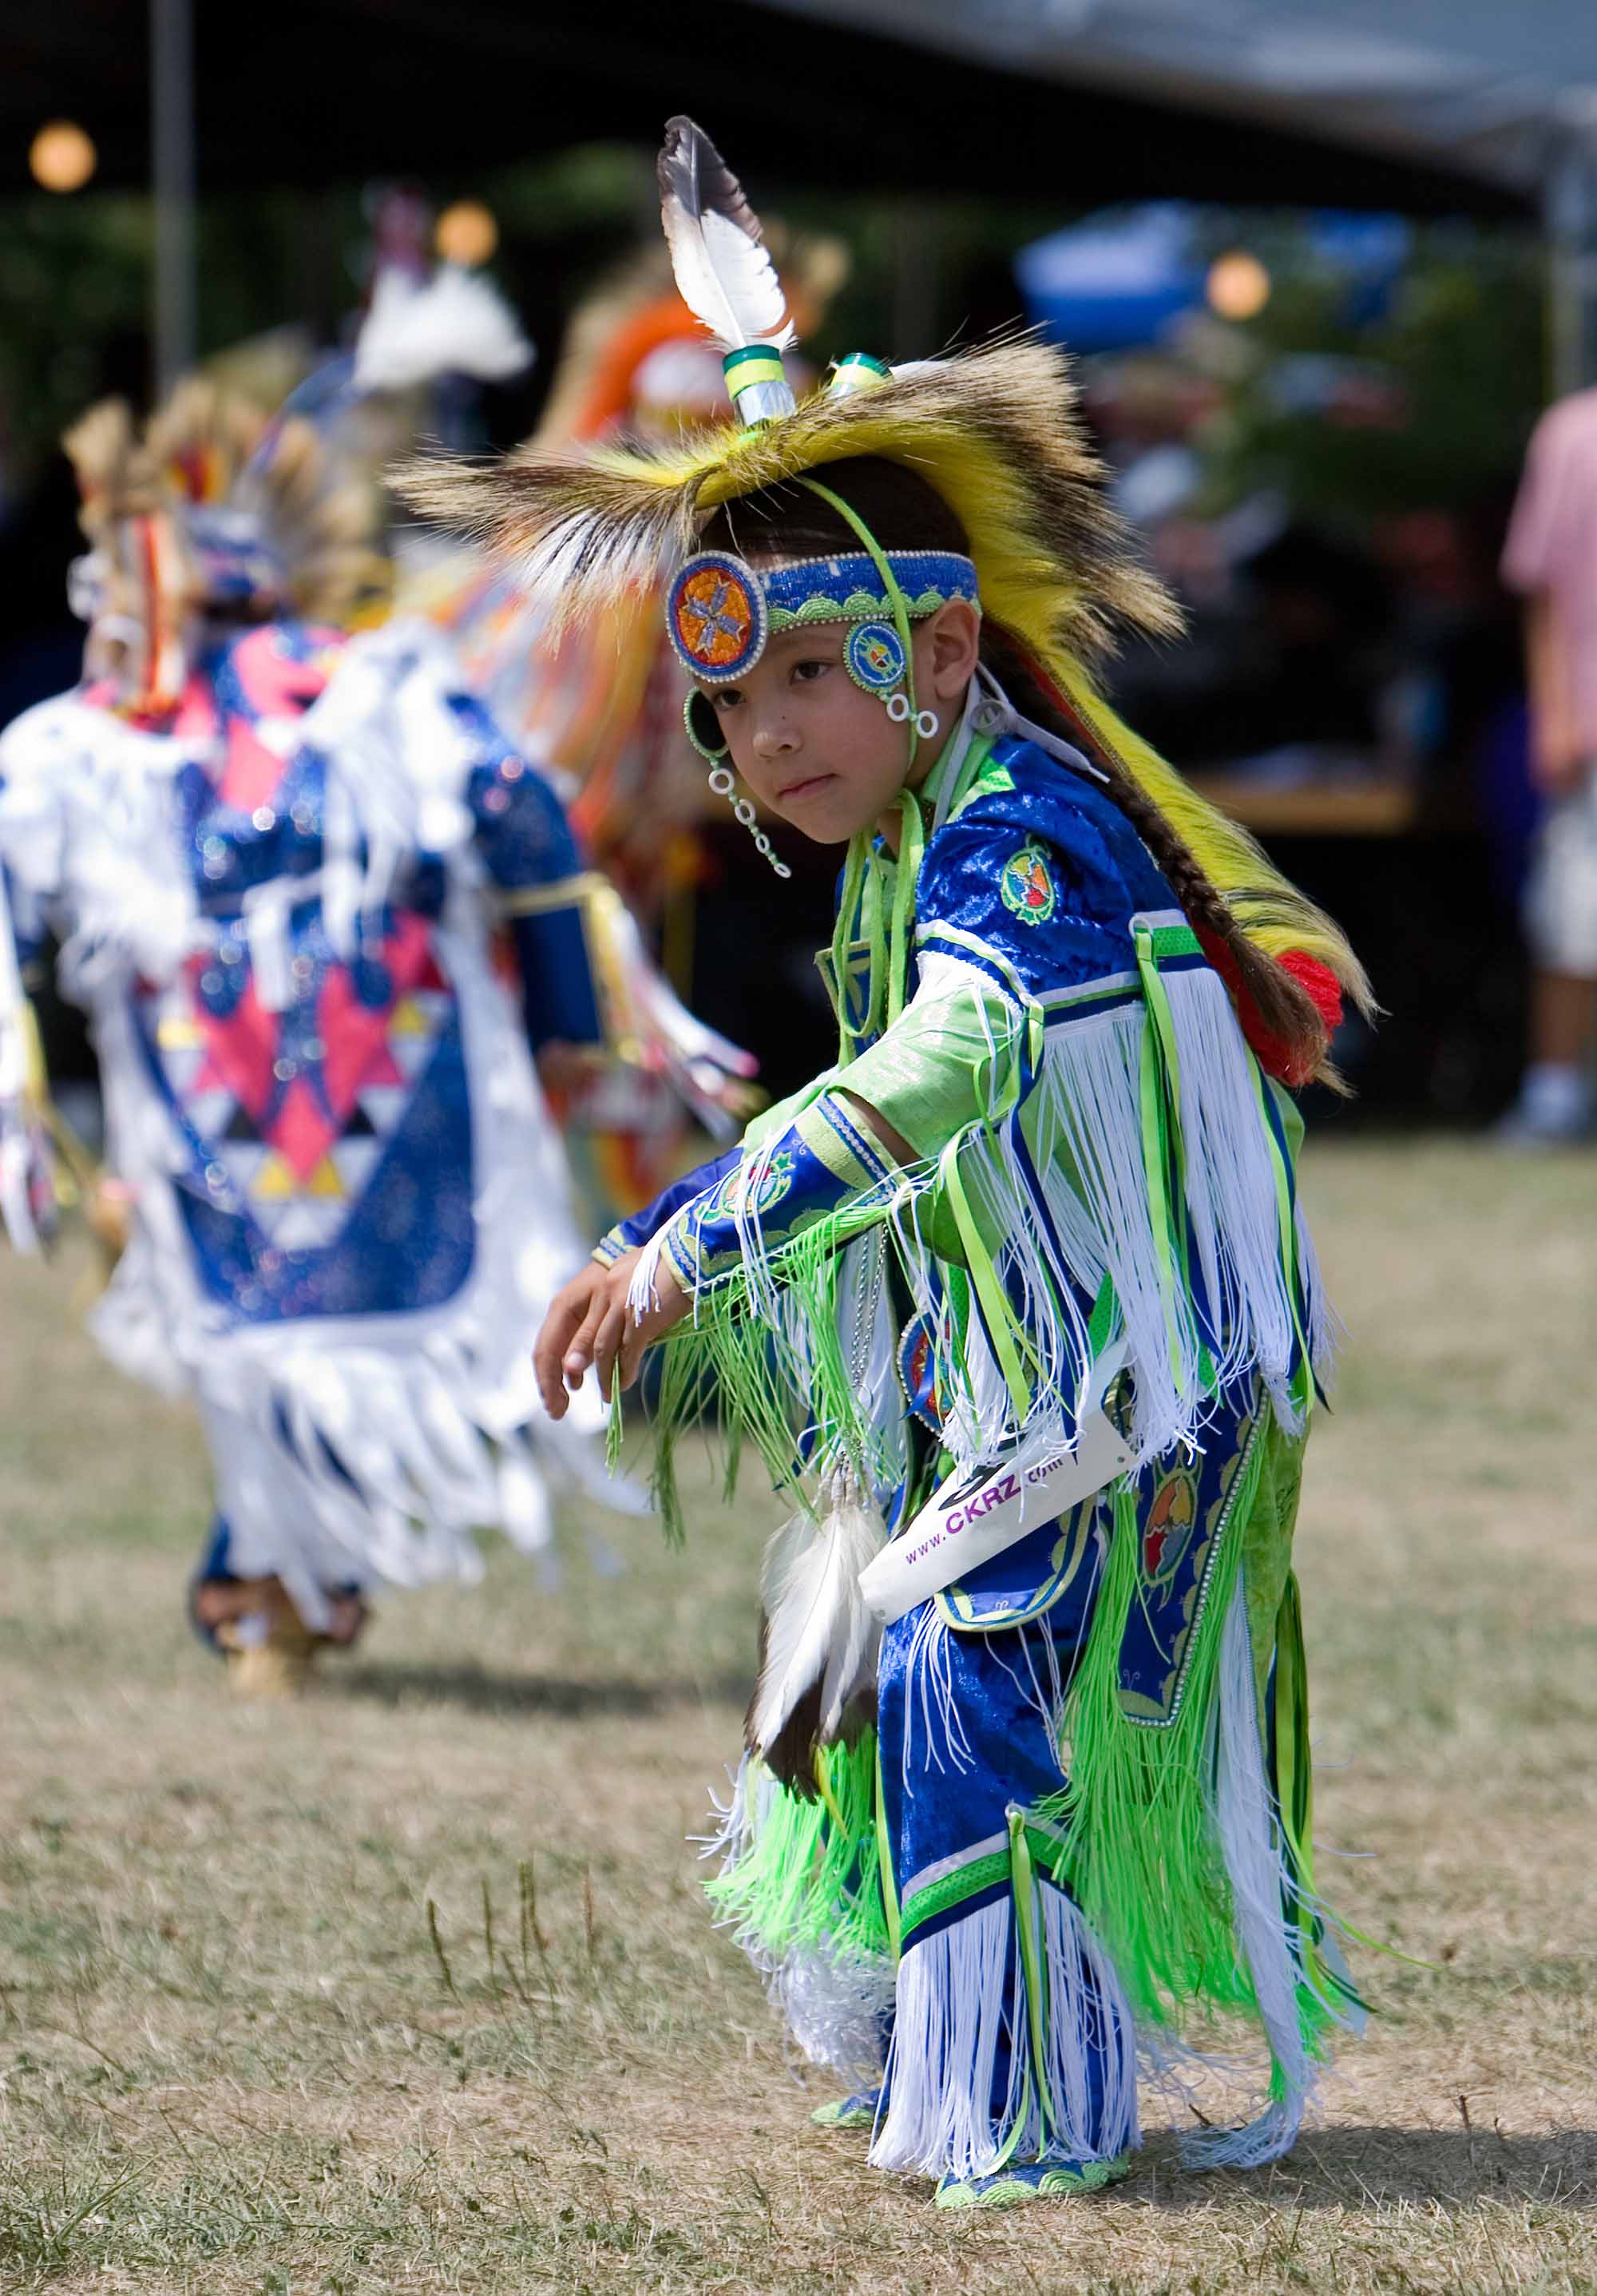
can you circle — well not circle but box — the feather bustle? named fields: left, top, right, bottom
left=394, top=336, right=1167, bottom=650
left=66, top=379, right=386, bottom=629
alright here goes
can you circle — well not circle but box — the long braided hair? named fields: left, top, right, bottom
left=703, top=458, right=1359, bottom=1089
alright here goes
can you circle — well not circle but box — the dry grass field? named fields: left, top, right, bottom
left=1, top=1139, right=1595, bottom=2294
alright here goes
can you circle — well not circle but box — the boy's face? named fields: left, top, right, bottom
left=694, top=601, right=977, bottom=847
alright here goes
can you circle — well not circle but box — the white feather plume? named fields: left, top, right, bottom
left=354, top=264, right=534, bottom=395
left=750, top=1466, right=886, bottom=1757
left=656, top=115, right=795, bottom=356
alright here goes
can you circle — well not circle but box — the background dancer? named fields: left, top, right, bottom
left=0, top=377, right=646, bottom=1692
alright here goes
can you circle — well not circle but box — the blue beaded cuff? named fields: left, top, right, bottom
left=655, top=1092, right=895, bottom=1294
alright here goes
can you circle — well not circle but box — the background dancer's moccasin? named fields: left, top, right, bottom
left=219, top=1614, right=319, bottom=1699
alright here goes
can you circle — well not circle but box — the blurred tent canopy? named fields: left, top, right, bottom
left=5, top=0, right=1545, bottom=216
left=759, top=0, right=1597, bottom=204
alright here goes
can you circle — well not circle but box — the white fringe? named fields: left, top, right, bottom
left=834, top=1230, right=909, bottom=1498
left=1037, top=1878, right=1141, bottom=2164
left=869, top=1880, right=1140, bottom=2179
left=1153, top=939, right=1302, bottom=1427
left=696, top=1755, right=755, bottom=1870
left=870, top=1899, right=1028, bottom=2179
left=987, top=1610, right=1070, bottom=1750
left=898, top=1605, right=976, bottom=1785
left=929, top=946, right=1321, bottom=1472
left=1296, top=1196, right=1341, bottom=1393
left=700, top=1759, right=893, bottom=2084
left=1024, top=1005, right=1187, bottom=1463
left=771, top=1945, right=896, bottom=2084
left=0, top=859, right=47, bottom=1253
left=1182, top=1574, right=1312, bottom=2170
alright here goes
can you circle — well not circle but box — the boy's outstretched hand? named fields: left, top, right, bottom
left=534, top=1249, right=689, bottom=1419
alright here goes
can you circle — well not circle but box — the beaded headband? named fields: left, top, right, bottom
left=666, top=547, right=978, bottom=685
left=669, top=463, right=979, bottom=878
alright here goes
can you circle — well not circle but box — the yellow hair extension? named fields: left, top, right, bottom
left=1046, top=664, right=1373, bottom=1017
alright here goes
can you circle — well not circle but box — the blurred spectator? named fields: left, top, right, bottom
left=1497, top=393, right=1597, bottom=1143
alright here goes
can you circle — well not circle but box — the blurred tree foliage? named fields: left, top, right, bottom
left=0, top=196, right=152, bottom=478
left=0, top=161, right=1546, bottom=540
left=1194, top=220, right=1546, bottom=525
left=0, top=145, right=1058, bottom=485
left=0, top=184, right=375, bottom=483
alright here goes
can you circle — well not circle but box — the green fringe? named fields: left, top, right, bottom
left=1036, top=1418, right=1346, bottom=2065
left=632, top=1170, right=942, bottom=1538
left=1035, top=1426, right=1270, bottom=2031
left=704, top=1736, right=890, bottom=1968
left=620, top=1106, right=1052, bottom=1541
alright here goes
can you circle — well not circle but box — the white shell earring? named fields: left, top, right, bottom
left=684, top=692, right=791, bottom=878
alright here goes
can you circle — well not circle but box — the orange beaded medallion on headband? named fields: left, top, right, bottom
left=667, top=553, right=767, bottom=682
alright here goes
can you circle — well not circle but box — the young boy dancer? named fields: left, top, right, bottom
left=418, top=119, right=1369, bottom=2206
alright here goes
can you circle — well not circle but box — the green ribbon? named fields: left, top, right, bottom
left=796, top=476, right=926, bottom=771
left=938, top=1115, right=1033, bottom=1424
left=874, top=1740, right=902, bottom=1961
left=827, top=787, right=929, bottom=1057
left=887, top=792, right=924, bottom=1029
left=1131, top=924, right=1187, bottom=1390
left=1085, top=1272, right=1119, bottom=1363
left=993, top=1806, right=1071, bottom=2163
left=812, top=1745, right=848, bottom=1838
left=1008, top=1808, right=1051, bottom=2127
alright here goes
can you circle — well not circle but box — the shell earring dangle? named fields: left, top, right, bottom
left=668, top=551, right=791, bottom=879
left=681, top=690, right=792, bottom=880
left=886, top=693, right=940, bottom=741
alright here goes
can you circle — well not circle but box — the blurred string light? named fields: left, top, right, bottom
left=30, top=120, right=97, bottom=193
left=434, top=200, right=497, bottom=268
left=1207, top=249, right=1271, bottom=322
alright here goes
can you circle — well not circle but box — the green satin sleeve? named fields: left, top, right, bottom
left=828, top=954, right=1032, bottom=1163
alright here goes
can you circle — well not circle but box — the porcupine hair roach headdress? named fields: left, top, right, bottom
left=64, top=378, right=389, bottom=710
left=398, top=117, right=1369, bottom=1083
